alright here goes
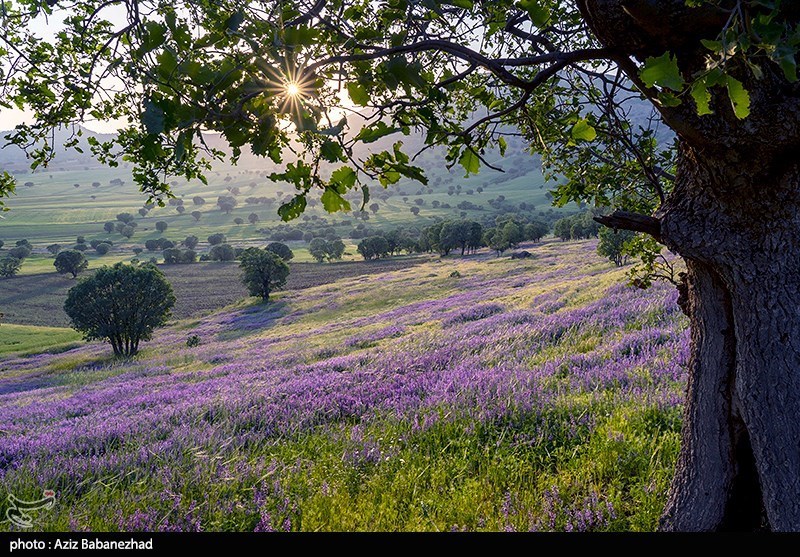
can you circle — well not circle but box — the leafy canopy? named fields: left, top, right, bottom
left=0, top=0, right=796, bottom=241
left=64, top=262, right=175, bottom=357
left=239, top=247, right=290, bottom=300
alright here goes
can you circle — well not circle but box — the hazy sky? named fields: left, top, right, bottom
left=0, top=4, right=129, bottom=133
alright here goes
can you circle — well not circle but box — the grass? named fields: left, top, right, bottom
left=0, top=240, right=688, bottom=532
left=0, top=324, right=82, bottom=356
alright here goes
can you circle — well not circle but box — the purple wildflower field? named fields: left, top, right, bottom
left=0, top=240, right=688, bottom=531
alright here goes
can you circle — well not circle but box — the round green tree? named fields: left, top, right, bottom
left=265, top=242, right=294, bottom=261
left=64, top=262, right=175, bottom=357
left=0, top=257, right=21, bottom=278
left=308, top=237, right=328, bottom=263
left=239, top=248, right=290, bottom=301
left=54, top=249, right=88, bottom=278
left=598, top=227, right=636, bottom=267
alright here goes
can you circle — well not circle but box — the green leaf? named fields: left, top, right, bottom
left=498, top=136, right=507, bottom=156
left=726, top=76, right=751, bottom=119
left=139, top=22, right=166, bottom=55
left=379, top=171, right=401, bottom=186
left=330, top=166, right=358, bottom=190
left=346, top=82, right=369, bottom=106
left=320, top=140, right=344, bottom=162
left=277, top=195, right=307, bottom=222
left=225, top=10, right=245, bottom=33
left=355, top=121, right=400, bottom=143
left=142, top=100, right=165, bottom=135
left=776, top=49, right=798, bottom=83
left=458, top=148, right=480, bottom=176
left=640, top=52, right=684, bottom=91
left=321, top=187, right=351, bottom=213
left=570, top=118, right=597, bottom=142
left=657, top=90, right=682, bottom=108
left=690, top=79, right=713, bottom=115
left=515, top=0, right=550, bottom=27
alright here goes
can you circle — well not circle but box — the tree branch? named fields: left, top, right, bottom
left=594, top=210, right=661, bottom=239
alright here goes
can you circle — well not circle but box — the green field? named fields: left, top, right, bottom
left=0, top=323, right=82, bottom=356
left=0, top=148, right=567, bottom=266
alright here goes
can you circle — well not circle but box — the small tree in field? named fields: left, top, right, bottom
left=183, top=235, right=199, bottom=250
left=0, top=257, right=21, bottom=278
left=46, top=243, right=61, bottom=256
left=191, top=210, right=202, bottom=222
left=155, top=221, right=168, bottom=233
left=54, top=249, right=88, bottom=278
left=103, top=221, right=115, bottom=233
left=265, top=242, right=294, bottom=261
left=248, top=212, right=259, bottom=225
left=326, top=239, right=345, bottom=261
left=64, top=263, right=175, bottom=357
left=308, top=238, right=328, bottom=263
left=207, top=233, right=226, bottom=246
left=209, top=243, right=236, bottom=261
left=239, top=248, right=289, bottom=301
left=95, top=242, right=112, bottom=255
left=597, top=228, right=636, bottom=267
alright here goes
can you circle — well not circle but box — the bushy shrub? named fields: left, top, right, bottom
left=64, top=263, right=175, bottom=357
left=54, top=250, right=88, bottom=278
left=209, top=243, right=236, bottom=261
left=239, top=248, right=289, bottom=301
left=0, top=257, right=21, bottom=278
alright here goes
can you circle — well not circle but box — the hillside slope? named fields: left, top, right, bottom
left=0, top=240, right=688, bottom=531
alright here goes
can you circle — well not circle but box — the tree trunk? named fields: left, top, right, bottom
left=657, top=147, right=800, bottom=531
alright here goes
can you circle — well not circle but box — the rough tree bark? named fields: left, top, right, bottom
left=579, top=0, right=800, bottom=531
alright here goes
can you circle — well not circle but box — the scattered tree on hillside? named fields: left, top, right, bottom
left=265, top=242, right=294, bottom=262
left=0, top=257, right=21, bottom=278
left=207, top=233, right=226, bottom=246
left=209, top=243, right=236, bottom=261
left=162, top=248, right=196, bottom=264
left=217, top=195, right=237, bottom=214
left=46, top=243, right=61, bottom=256
left=64, top=263, right=175, bottom=357
left=120, top=225, right=135, bottom=239
left=248, top=212, right=259, bottom=225
left=54, top=249, right=88, bottom=278
left=183, top=235, right=199, bottom=250
left=234, top=217, right=244, bottom=225
left=116, top=212, right=135, bottom=225
left=308, top=238, right=328, bottom=263
left=192, top=196, right=205, bottom=206
left=598, top=228, right=636, bottom=267
left=95, top=242, right=112, bottom=255
left=524, top=222, right=549, bottom=243
left=8, top=245, right=32, bottom=260
left=357, top=236, right=390, bottom=261
left=239, top=248, right=289, bottom=301
left=155, top=221, right=168, bottom=233
left=369, top=203, right=379, bottom=214
left=191, top=210, right=202, bottom=222
left=145, top=238, right=174, bottom=252
left=103, top=221, right=115, bottom=234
